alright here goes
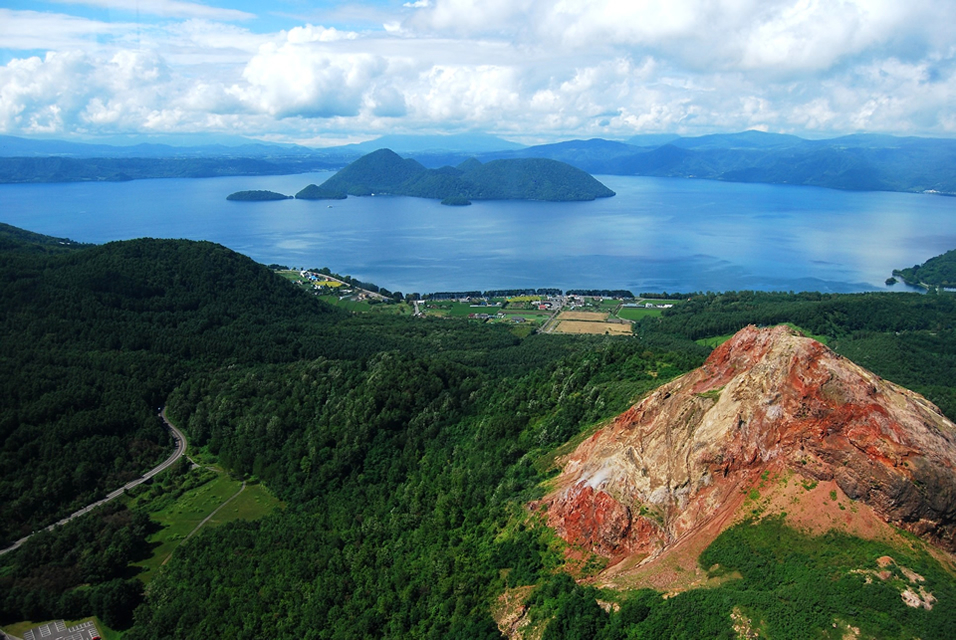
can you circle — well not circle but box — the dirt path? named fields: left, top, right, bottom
left=160, top=481, right=246, bottom=565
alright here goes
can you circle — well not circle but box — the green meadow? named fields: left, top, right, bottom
left=130, top=470, right=280, bottom=583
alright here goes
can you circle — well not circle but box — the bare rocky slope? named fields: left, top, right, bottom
left=543, top=325, right=956, bottom=570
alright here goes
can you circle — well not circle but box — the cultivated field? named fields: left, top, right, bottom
left=555, top=320, right=632, bottom=335
left=557, top=311, right=608, bottom=322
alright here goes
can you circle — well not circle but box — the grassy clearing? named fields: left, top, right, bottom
left=783, top=322, right=829, bottom=344
left=509, top=323, right=536, bottom=338
left=617, top=307, right=663, bottom=320
left=208, top=482, right=281, bottom=526
left=696, top=334, right=734, bottom=348
left=131, top=473, right=279, bottom=583
left=318, top=294, right=371, bottom=313
left=695, top=324, right=828, bottom=350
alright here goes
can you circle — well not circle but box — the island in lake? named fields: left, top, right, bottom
left=295, top=148, right=615, bottom=205
left=226, top=190, right=292, bottom=201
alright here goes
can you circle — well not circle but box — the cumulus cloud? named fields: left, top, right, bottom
left=1, top=0, right=955, bottom=141
left=0, top=48, right=201, bottom=134
left=405, top=0, right=954, bottom=76
left=235, top=40, right=386, bottom=119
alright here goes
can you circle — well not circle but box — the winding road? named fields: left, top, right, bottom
left=0, top=407, right=187, bottom=556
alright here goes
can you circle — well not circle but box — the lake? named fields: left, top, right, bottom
left=1, top=172, right=954, bottom=295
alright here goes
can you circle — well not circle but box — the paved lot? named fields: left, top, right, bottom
left=22, top=620, right=99, bottom=640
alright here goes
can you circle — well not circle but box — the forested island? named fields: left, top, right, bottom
left=301, top=148, right=615, bottom=205
left=2, top=225, right=956, bottom=638
left=226, top=189, right=292, bottom=201
left=894, top=248, right=956, bottom=289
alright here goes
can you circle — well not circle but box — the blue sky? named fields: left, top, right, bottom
left=1, top=0, right=954, bottom=146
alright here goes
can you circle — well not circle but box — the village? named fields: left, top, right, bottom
left=278, top=268, right=678, bottom=336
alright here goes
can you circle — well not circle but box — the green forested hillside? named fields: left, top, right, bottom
left=634, top=290, right=956, bottom=418
left=125, top=288, right=956, bottom=639
left=3, top=228, right=956, bottom=638
left=894, top=248, right=956, bottom=288
left=127, top=344, right=686, bottom=638
left=0, top=222, right=92, bottom=254
left=295, top=183, right=347, bottom=199
left=0, top=236, right=339, bottom=548
left=0, top=227, right=642, bottom=547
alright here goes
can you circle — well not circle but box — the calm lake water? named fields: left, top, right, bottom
left=1, top=172, right=954, bottom=294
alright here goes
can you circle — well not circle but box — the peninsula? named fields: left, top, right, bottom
left=893, top=248, right=956, bottom=289
left=297, top=148, right=615, bottom=205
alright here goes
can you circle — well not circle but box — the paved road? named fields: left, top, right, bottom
left=0, top=408, right=187, bottom=556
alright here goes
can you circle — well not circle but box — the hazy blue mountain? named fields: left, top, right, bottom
left=471, top=132, right=956, bottom=194
left=625, top=133, right=682, bottom=147
left=0, top=156, right=340, bottom=183
left=0, top=134, right=325, bottom=159
left=341, top=133, right=525, bottom=154
left=669, top=130, right=810, bottom=149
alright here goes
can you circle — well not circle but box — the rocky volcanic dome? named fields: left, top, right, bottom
left=544, top=325, right=956, bottom=562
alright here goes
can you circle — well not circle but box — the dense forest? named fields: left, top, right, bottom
left=2, top=227, right=956, bottom=638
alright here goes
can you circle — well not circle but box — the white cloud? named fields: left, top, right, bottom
left=410, top=64, right=521, bottom=123
left=285, top=24, right=358, bottom=44
left=1, top=0, right=955, bottom=141
left=50, top=0, right=254, bottom=22
left=0, top=9, right=132, bottom=50
left=235, top=41, right=387, bottom=119
left=167, top=19, right=271, bottom=54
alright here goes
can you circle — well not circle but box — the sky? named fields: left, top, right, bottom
left=1, top=0, right=954, bottom=147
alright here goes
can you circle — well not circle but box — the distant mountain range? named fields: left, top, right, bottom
left=464, top=132, right=956, bottom=194
left=1, top=131, right=954, bottom=194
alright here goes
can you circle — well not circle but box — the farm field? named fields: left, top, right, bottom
left=554, top=320, right=632, bottom=335
left=617, top=306, right=664, bottom=320
left=557, top=310, right=608, bottom=322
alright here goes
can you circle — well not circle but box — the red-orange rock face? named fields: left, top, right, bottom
left=544, top=325, right=956, bottom=561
